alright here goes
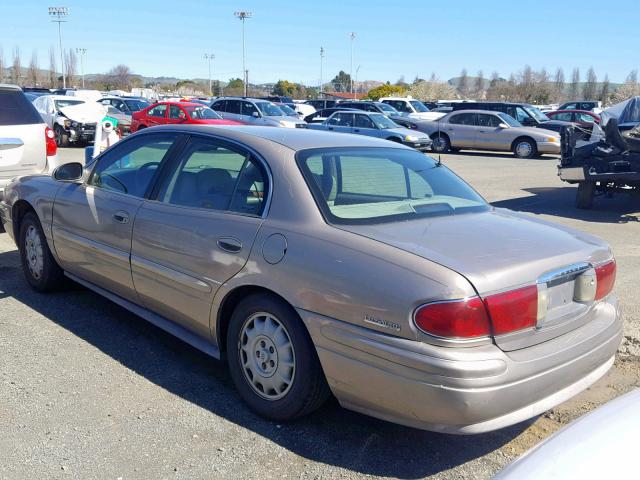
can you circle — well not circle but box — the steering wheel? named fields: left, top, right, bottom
left=136, top=162, right=161, bottom=192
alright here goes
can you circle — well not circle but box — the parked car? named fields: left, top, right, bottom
left=305, top=99, right=338, bottom=110
left=33, top=94, right=104, bottom=147
left=0, top=125, right=620, bottom=433
left=99, top=96, right=151, bottom=116
left=547, top=109, right=601, bottom=133
left=379, top=97, right=446, bottom=121
left=495, top=389, right=640, bottom=479
left=0, top=85, right=57, bottom=206
left=130, top=102, right=243, bottom=132
left=304, top=107, right=359, bottom=123
left=336, top=100, right=400, bottom=117
left=211, top=97, right=306, bottom=128
left=104, top=106, right=132, bottom=136
left=451, top=102, right=574, bottom=133
left=308, top=110, right=432, bottom=150
left=559, top=100, right=602, bottom=113
left=419, top=110, right=560, bottom=158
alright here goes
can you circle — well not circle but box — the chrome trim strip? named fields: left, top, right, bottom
left=131, top=255, right=214, bottom=293
left=537, top=262, right=591, bottom=285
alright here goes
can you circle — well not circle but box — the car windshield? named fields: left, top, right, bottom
left=297, top=147, right=488, bottom=224
left=525, top=106, right=550, bottom=122
left=377, top=103, right=399, bottom=114
left=256, top=101, right=285, bottom=116
left=370, top=113, right=399, bottom=129
left=125, top=99, right=150, bottom=111
left=54, top=99, right=85, bottom=110
left=410, top=100, right=430, bottom=112
left=498, top=112, right=522, bottom=127
left=278, top=104, right=297, bottom=116
left=183, top=105, right=222, bottom=119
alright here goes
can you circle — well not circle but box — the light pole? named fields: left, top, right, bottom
left=349, top=32, right=356, bottom=97
left=49, top=7, right=69, bottom=89
left=75, top=48, right=86, bottom=88
left=204, top=53, right=214, bottom=96
left=355, top=65, right=361, bottom=98
left=320, top=47, right=324, bottom=94
left=234, top=11, right=252, bottom=96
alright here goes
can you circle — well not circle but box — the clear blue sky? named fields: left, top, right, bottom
left=2, top=0, right=638, bottom=85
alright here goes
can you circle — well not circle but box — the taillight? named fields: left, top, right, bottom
left=483, top=285, right=538, bottom=335
left=45, top=126, right=57, bottom=156
left=414, top=297, right=491, bottom=338
left=595, top=259, right=616, bottom=300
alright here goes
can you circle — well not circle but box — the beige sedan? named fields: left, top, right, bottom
left=418, top=109, right=561, bottom=158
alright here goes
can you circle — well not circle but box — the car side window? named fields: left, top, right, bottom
left=327, top=113, right=343, bottom=125
left=241, top=101, right=258, bottom=117
left=148, top=104, right=167, bottom=118
left=211, top=100, right=226, bottom=112
left=226, top=100, right=241, bottom=114
left=157, top=138, right=268, bottom=216
left=169, top=105, right=185, bottom=119
left=554, top=112, right=573, bottom=122
left=355, top=114, right=375, bottom=128
left=449, top=113, right=476, bottom=125
left=564, top=103, right=577, bottom=110
left=577, top=113, right=596, bottom=123
left=88, top=134, right=177, bottom=198
left=514, top=107, right=530, bottom=123
left=477, top=114, right=501, bottom=127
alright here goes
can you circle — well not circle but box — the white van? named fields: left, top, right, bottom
left=379, top=97, right=445, bottom=121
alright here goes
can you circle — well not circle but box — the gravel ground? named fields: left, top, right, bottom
left=1, top=148, right=639, bottom=480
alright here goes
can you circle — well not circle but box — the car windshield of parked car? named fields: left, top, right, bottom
left=410, top=100, right=430, bottom=112
left=184, top=106, right=222, bottom=119
left=256, top=101, right=285, bottom=117
left=525, top=106, right=550, bottom=122
left=54, top=99, right=84, bottom=110
left=278, top=104, right=297, bottom=116
left=298, top=147, right=488, bottom=224
left=369, top=113, right=399, bottom=129
left=377, top=103, right=399, bottom=114
left=124, top=99, right=150, bottom=111
left=498, top=113, right=522, bottom=127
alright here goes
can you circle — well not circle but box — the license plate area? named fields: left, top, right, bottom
left=537, top=263, right=592, bottom=329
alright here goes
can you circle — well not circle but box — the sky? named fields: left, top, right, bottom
left=1, top=0, right=638, bottom=86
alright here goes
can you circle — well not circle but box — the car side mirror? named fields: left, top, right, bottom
left=52, top=162, right=84, bottom=182
left=252, top=111, right=260, bottom=118
left=498, top=123, right=509, bottom=129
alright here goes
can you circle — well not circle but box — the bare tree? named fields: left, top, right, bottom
left=600, top=74, right=610, bottom=105
left=428, top=72, right=437, bottom=83
left=49, top=46, right=57, bottom=87
left=518, top=65, right=536, bottom=102
left=583, top=67, right=598, bottom=100
left=569, top=68, right=580, bottom=99
left=611, top=70, right=640, bottom=103
left=0, top=46, right=5, bottom=83
left=11, top=47, right=21, bottom=84
left=457, top=68, right=469, bottom=98
left=66, top=49, right=77, bottom=87
left=554, top=68, right=565, bottom=102
left=104, top=64, right=134, bottom=90
left=28, top=51, right=39, bottom=86
left=474, top=70, right=484, bottom=98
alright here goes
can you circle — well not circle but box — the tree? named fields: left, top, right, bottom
left=273, top=79, right=297, bottom=97
left=66, top=49, right=77, bottom=87
left=227, top=77, right=244, bottom=89
left=28, top=51, right=38, bottom=86
left=0, top=46, right=5, bottom=83
left=395, top=75, right=407, bottom=88
left=330, top=70, right=351, bottom=92
left=457, top=68, right=469, bottom=97
left=365, top=83, right=405, bottom=100
left=600, top=74, right=610, bottom=105
left=611, top=70, right=640, bottom=103
left=474, top=70, right=485, bottom=98
left=48, top=47, right=57, bottom=87
left=583, top=67, right=598, bottom=100
left=11, top=47, right=21, bottom=84
left=569, top=68, right=580, bottom=99
left=408, top=80, right=456, bottom=101
left=554, top=68, right=565, bottom=102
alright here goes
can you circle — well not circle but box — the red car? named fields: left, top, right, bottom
left=130, top=101, right=243, bottom=132
left=547, top=109, right=601, bottom=128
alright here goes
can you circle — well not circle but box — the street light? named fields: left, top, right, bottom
left=349, top=32, right=356, bottom=97
left=75, top=48, right=86, bottom=88
left=204, top=53, right=215, bottom=96
left=355, top=65, right=361, bottom=97
left=234, top=11, right=252, bottom=96
left=49, top=7, right=69, bottom=89
left=320, top=47, right=325, bottom=94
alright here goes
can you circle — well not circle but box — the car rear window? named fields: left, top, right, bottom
left=0, top=89, right=44, bottom=126
left=297, top=147, right=488, bottom=224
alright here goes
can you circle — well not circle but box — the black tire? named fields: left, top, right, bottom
left=512, top=137, right=538, bottom=159
left=227, top=293, right=330, bottom=422
left=18, top=212, right=65, bottom=292
left=54, top=125, right=70, bottom=148
left=430, top=133, right=451, bottom=153
left=576, top=181, right=595, bottom=209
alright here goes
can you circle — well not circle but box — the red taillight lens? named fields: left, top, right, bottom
left=45, top=126, right=57, bottom=157
left=483, top=285, right=538, bottom=335
left=595, top=260, right=616, bottom=300
left=414, top=296, right=491, bottom=338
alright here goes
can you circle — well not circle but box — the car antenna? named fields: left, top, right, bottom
left=436, top=153, right=442, bottom=166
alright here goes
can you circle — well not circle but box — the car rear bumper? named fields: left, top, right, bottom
left=298, top=296, right=622, bottom=434
left=536, top=141, right=561, bottom=154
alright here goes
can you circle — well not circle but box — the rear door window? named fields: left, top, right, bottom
left=148, top=104, right=167, bottom=118
left=476, top=114, right=501, bottom=127
left=226, top=100, right=241, bottom=114
left=449, top=113, right=476, bottom=125
left=0, top=89, right=44, bottom=126
left=211, top=100, right=226, bottom=112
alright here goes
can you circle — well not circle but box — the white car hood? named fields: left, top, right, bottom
left=59, top=102, right=107, bottom=123
left=408, top=112, right=446, bottom=121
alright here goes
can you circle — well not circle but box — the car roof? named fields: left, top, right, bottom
left=136, top=124, right=412, bottom=152
left=446, top=109, right=505, bottom=115
left=0, top=84, right=23, bottom=92
left=43, top=95, right=87, bottom=101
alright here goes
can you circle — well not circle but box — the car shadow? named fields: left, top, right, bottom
left=0, top=247, right=527, bottom=478
left=492, top=187, right=640, bottom=224
left=441, top=150, right=559, bottom=160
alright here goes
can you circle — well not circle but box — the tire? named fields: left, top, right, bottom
left=18, top=212, right=65, bottom=292
left=227, top=293, right=330, bottom=422
left=512, top=138, right=538, bottom=159
left=54, top=125, right=70, bottom=148
left=430, top=133, right=451, bottom=153
left=576, top=181, right=595, bottom=209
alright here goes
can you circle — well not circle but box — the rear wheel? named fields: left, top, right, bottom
left=431, top=133, right=451, bottom=153
left=18, top=212, right=65, bottom=292
left=512, top=138, right=537, bottom=159
left=54, top=125, right=70, bottom=148
left=227, top=294, right=330, bottom=421
left=576, top=181, right=595, bottom=209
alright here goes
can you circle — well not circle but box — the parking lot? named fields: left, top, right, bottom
left=1, top=148, right=639, bottom=480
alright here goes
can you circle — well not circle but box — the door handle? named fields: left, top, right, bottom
left=353, top=128, right=360, bottom=132
left=112, top=211, right=130, bottom=224
left=327, top=127, right=334, bottom=130
left=217, top=237, right=242, bottom=253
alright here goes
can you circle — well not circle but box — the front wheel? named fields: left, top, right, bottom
left=513, top=138, right=537, bottom=159
left=18, top=212, right=65, bottom=292
left=227, top=294, right=330, bottom=421
left=431, top=134, right=450, bottom=153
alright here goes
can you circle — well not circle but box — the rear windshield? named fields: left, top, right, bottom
left=124, top=99, right=150, bottom=111
left=0, top=89, right=44, bottom=126
left=297, top=147, right=488, bottom=224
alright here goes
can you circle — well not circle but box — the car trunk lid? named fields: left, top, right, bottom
left=0, top=123, right=47, bottom=181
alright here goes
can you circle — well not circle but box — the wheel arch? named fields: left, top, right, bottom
left=510, top=135, right=536, bottom=151
left=11, top=199, right=37, bottom=241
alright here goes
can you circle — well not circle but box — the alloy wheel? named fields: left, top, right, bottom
left=24, top=225, right=44, bottom=280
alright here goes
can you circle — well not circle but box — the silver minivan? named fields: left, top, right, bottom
left=211, top=97, right=306, bottom=128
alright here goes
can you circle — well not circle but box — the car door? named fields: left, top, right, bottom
left=130, top=135, right=269, bottom=338
left=443, top=113, right=478, bottom=148
left=325, top=112, right=354, bottom=133
left=145, top=104, right=168, bottom=126
left=353, top=113, right=381, bottom=138
left=224, top=99, right=244, bottom=123
left=240, top=100, right=262, bottom=125
left=51, top=132, right=182, bottom=301
left=474, top=113, right=506, bottom=150
left=167, top=104, right=187, bottom=125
